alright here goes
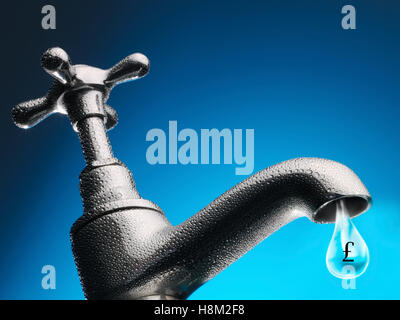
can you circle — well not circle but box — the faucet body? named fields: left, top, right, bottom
left=71, top=157, right=370, bottom=300
left=13, top=48, right=371, bottom=300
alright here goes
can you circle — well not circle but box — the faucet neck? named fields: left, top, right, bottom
left=61, top=88, right=144, bottom=216
left=76, top=116, right=114, bottom=164
left=63, top=88, right=114, bottom=165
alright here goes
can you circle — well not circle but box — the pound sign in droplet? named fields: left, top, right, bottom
left=343, top=241, right=355, bottom=262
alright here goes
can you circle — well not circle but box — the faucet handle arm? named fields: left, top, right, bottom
left=105, top=53, right=150, bottom=87
left=12, top=79, right=66, bottom=129
left=104, top=104, right=118, bottom=130
left=41, top=47, right=75, bottom=85
left=12, top=96, right=56, bottom=129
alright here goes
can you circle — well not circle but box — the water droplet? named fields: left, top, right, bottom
left=326, top=199, right=369, bottom=279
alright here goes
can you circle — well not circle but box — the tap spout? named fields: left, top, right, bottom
left=71, top=157, right=371, bottom=300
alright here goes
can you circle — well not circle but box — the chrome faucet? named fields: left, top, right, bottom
left=12, top=48, right=372, bottom=300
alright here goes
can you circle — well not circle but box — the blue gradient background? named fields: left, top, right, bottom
left=0, top=0, right=399, bottom=299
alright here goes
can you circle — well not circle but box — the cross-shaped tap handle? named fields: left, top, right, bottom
left=12, top=47, right=150, bottom=130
